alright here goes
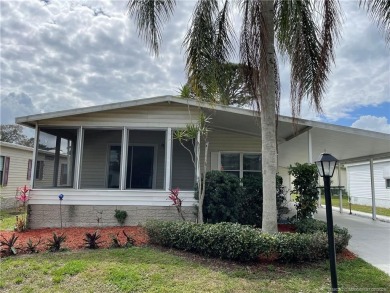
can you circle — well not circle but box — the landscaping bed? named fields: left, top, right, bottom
left=0, top=226, right=148, bottom=256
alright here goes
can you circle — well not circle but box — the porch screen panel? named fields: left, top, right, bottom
left=127, top=130, right=165, bottom=190
left=80, top=129, right=122, bottom=189
left=34, top=128, right=77, bottom=188
left=172, top=139, right=195, bottom=190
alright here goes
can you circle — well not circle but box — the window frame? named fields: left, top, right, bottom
left=219, top=152, right=261, bottom=179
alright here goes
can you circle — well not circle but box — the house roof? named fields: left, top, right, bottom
left=0, top=141, right=33, bottom=152
left=15, top=95, right=390, bottom=166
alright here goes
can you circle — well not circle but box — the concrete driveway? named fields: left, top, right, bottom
left=314, top=207, right=390, bottom=276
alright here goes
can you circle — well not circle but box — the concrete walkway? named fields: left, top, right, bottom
left=314, top=207, right=390, bottom=275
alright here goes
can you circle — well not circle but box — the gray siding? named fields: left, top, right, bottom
left=37, top=103, right=199, bottom=128
left=202, top=128, right=262, bottom=171
left=172, top=139, right=195, bottom=190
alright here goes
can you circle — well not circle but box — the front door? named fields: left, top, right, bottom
left=127, top=146, right=155, bottom=189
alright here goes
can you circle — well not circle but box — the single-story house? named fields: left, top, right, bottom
left=345, top=159, right=390, bottom=208
left=16, top=96, right=390, bottom=228
left=0, top=141, right=70, bottom=210
left=0, top=141, right=33, bottom=209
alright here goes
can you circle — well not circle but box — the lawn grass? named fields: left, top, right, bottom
left=0, top=247, right=389, bottom=292
left=0, top=208, right=23, bottom=231
left=320, top=196, right=390, bottom=217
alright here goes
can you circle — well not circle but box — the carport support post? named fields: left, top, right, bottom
left=370, top=158, right=377, bottom=220
left=338, top=164, right=343, bottom=213
left=324, top=175, right=338, bottom=292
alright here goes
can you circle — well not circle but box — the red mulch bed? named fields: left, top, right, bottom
left=1, top=224, right=356, bottom=262
left=0, top=226, right=148, bottom=256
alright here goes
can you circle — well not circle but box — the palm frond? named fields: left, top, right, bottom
left=184, top=0, right=234, bottom=102
left=127, top=0, right=176, bottom=56
left=360, top=0, right=390, bottom=45
left=275, top=0, right=341, bottom=117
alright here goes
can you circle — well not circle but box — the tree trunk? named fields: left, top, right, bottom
left=261, top=0, right=278, bottom=234
left=196, top=131, right=203, bottom=223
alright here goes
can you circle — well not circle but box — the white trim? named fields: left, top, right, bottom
left=27, top=188, right=196, bottom=206
left=30, top=123, right=38, bottom=187
left=74, top=127, right=83, bottom=189
left=219, top=151, right=262, bottom=179
left=120, top=127, right=128, bottom=190
left=165, top=128, right=172, bottom=191
left=344, top=158, right=390, bottom=168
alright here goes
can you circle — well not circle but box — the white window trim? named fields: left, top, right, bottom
left=218, top=151, right=261, bottom=179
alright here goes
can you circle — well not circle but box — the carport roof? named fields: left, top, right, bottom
left=16, top=95, right=390, bottom=165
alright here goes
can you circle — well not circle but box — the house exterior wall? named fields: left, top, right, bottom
left=28, top=205, right=196, bottom=228
left=36, top=103, right=200, bottom=128
left=0, top=142, right=32, bottom=210
left=346, top=159, right=390, bottom=208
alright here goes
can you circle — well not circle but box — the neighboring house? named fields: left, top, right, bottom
left=0, top=141, right=33, bottom=210
left=345, top=159, right=390, bottom=208
left=15, top=96, right=390, bottom=228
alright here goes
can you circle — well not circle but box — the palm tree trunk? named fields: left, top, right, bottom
left=261, top=0, right=278, bottom=234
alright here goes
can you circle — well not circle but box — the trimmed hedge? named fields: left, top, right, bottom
left=144, top=220, right=351, bottom=263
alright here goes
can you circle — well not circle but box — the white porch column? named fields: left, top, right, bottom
left=120, top=127, right=128, bottom=190
left=74, top=126, right=83, bottom=189
left=370, top=158, right=377, bottom=220
left=308, top=129, right=313, bottom=163
left=195, top=131, right=201, bottom=183
left=165, top=128, right=172, bottom=191
left=338, top=164, right=343, bottom=213
left=30, top=123, right=39, bottom=188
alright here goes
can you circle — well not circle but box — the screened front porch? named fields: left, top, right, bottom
left=31, top=127, right=196, bottom=201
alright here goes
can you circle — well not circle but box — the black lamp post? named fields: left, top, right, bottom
left=315, top=152, right=338, bottom=292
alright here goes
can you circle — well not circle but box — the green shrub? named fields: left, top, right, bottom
left=196, top=171, right=289, bottom=226
left=240, top=174, right=289, bottom=226
left=196, top=171, right=242, bottom=224
left=144, top=220, right=351, bottom=263
left=145, top=220, right=274, bottom=261
left=114, top=209, right=128, bottom=226
left=289, top=163, right=319, bottom=219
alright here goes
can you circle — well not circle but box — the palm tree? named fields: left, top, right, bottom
left=127, top=0, right=389, bottom=233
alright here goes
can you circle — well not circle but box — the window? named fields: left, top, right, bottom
left=108, top=146, right=121, bottom=188
left=60, top=164, right=68, bottom=185
left=0, top=156, right=10, bottom=186
left=220, top=153, right=261, bottom=179
left=35, top=160, right=44, bottom=180
left=27, top=159, right=32, bottom=180
left=386, top=179, right=390, bottom=189
left=126, top=146, right=155, bottom=189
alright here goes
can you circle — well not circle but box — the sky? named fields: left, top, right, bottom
left=1, top=0, right=389, bottom=134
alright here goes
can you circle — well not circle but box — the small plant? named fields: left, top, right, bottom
left=83, top=231, right=103, bottom=249
left=0, top=233, right=19, bottom=256
left=47, top=232, right=66, bottom=252
left=168, top=188, right=185, bottom=221
left=123, top=230, right=135, bottom=247
left=15, top=185, right=31, bottom=232
left=96, top=210, right=103, bottom=226
left=114, top=209, right=128, bottom=226
left=25, top=238, right=41, bottom=254
left=14, top=215, right=26, bottom=232
left=109, top=233, right=122, bottom=248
